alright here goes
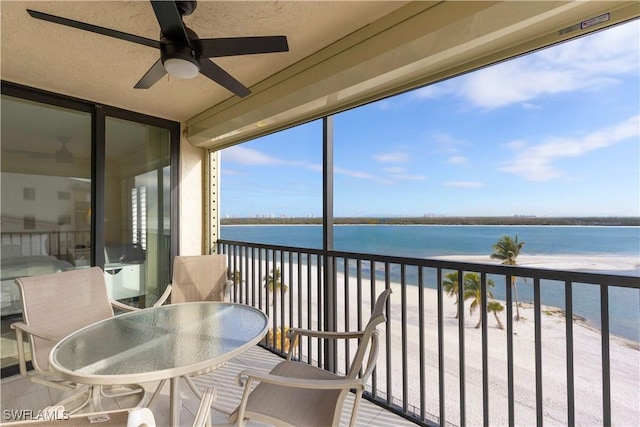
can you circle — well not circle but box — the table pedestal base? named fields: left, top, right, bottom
left=169, top=377, right=182, bottom=427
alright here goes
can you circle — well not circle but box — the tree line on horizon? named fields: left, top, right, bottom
left=221, top=216, right=639, bottom=226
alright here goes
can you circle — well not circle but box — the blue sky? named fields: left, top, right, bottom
left=221, top=21, right=640, bottom=218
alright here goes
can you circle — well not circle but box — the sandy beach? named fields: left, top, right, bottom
left=257, top=254, right=640, bottom=426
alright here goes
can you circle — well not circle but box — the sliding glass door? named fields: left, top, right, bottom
left=0, top=83, right=178, bottom=372
left=104, top=117, right=172, bottom=307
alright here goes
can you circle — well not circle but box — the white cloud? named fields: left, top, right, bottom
left=335, top=165, right=426, bottom=184
left=444, top=181, right=485, bottom=188
left=538, top=21, right=640, bottom=75
left=392, top=174, right=426, bottom=181
left=431, top=132, right=468, bottom=152
left=224, top=146, right=322, bottom=174
left=292, top=160, right=323, bottom=172
left=375, top=99, right=396, bottom=111
left=223, top=146, right=281, bottom=165
left=412, top=84, right=454, bottom=100
left=374, top=151, right=410, bottom=163
left=334, top=166, right=376, bottom=180
left=505, top=140, right=527, bottom=150
left=454, top=21, right=639, bottom=109
left=499, top=115, right=640, bottom=181
left=383, top=166, right=406, bottom=173
left=447, top=156, right=467, bottom=165
left=459, top=63, right=577, bottom=108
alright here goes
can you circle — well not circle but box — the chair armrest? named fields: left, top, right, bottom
left=153, top=284, right=172, bottom=307
left=193, top=387, right=217, bottom=427
left=110, top=299, right=140, bottom=312
left=287, top=327, right=364, bottom=341
left=236, top=369, right=363, bottom=391
left=11, top=321, right=60, bottom=342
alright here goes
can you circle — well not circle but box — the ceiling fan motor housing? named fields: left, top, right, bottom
left=161, top=41, right=200, bottom=69
left=176, top=1, right=197, bottom=17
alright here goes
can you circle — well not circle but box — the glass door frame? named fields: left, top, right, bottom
left=95, top=105, right=179, bottom=268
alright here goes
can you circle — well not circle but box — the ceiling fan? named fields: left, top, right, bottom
left=54, top=136, right=74, bottom=164
left=27, top=1, right=289, bottom=98
left=7, top=136, right=74, bottom=164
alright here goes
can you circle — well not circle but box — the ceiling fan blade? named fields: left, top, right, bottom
left=199, top=59, right=251, bottom=98
left=150, top=1, right=190, bottom=45
left=27, top=9, right=159, bottom=49
left=199, top=36, right=289, bottom=58
left=7, top=149, right=52, bottom=160
left=134, top=59, right=167, bottom=89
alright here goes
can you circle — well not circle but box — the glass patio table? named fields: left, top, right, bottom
left=49, top=301, right=269, bottom=427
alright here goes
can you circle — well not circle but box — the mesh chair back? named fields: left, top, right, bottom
left=15, top=267, right=114, bottom=373
left=170, top=255, right=228, bottom=303
left=346, top=287, right=391, bottom=379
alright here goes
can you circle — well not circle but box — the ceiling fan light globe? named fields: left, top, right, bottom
left=164, top=58, right=200, bottom=79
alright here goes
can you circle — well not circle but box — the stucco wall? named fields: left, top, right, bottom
left=179, top=129, right=204, bottom=255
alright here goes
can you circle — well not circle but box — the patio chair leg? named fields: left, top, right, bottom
left=183, top=376, right=232, bottom=416
left=348, top=389, right=364, bottom=427
left=144, top=379, right=167, bottom=408
left=184, top=376, right=202, bottom=399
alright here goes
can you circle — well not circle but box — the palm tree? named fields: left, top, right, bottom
left=462, top=273, right=495, bottom=328
left=264, top=268, right=288, bottom=304
left=443, top=271, right=462, bottom=319
left=488, top=301, right=505, bottom=330
left=491, top=235, right=525, bottom=321
left=227, top=269, right=243, bottom=300
left=229, top=269, right=243, bottom=284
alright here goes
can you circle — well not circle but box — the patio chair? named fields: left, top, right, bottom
left=231, top=287, right=392, bottom=427
left=2, top=387, right=217, bottom=427
left=147, top=254, right=233, bottom=407
left=10, top=267, right=147, bottom=414
left=161, top=254, right=233, bottom=304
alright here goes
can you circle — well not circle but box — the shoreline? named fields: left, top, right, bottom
left=223, top=223, right=640, bottom=228
left=220, top=217, right=640, bottom=226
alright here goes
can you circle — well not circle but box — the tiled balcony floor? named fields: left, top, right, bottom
left=0, top=345, right=416, bottom=426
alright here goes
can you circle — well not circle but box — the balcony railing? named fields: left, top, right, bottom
left=218, top=239, right=639, bottom=427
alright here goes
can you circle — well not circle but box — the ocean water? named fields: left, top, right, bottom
left=221, top=225, right=640, bottom=341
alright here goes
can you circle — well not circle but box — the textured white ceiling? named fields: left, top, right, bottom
left=1, top=1, right=408, bottom=122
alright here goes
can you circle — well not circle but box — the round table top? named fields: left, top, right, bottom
left=49, top=301, right=269, bottom=385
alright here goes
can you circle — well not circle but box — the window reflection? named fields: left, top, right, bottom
left=1, top=96, right=92, bottom=320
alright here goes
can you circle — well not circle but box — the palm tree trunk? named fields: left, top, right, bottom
left=512, top=277, right=521, bottom=321
left=494, top=312, right=505, bottom=330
